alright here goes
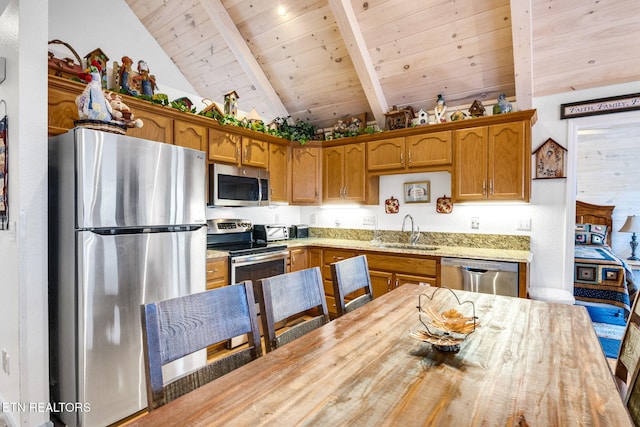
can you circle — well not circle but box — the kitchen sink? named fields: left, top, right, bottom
left=373, top=243, right=439, bottom=251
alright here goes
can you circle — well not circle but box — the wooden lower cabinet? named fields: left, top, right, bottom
left=289, top=248, right=308, bottom=272
left=321, top=249, right=357, bottom=317
left=206, top=256, right=230, bottom=359
left=206, top=257, right=228, bottom=290
left=365, top=252, right=437, bottom=297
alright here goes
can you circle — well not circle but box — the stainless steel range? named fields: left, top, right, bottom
left=207, top=218, right=289, bottom=285
left=207, top=218, right=289, bottom=347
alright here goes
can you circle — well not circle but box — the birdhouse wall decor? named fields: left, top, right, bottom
left=533, top=138, right=567, bottom=179
left=224, top=90, right=239, bottom=117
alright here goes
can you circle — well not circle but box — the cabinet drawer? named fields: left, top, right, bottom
left=206, top=258, right=228, bottom=289
left=366, top=253, right=436, bottom=277
left=322, top=249, right=357, bottom=279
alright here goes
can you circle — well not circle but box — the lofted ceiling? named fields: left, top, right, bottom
left=125, top=0, right=640, bottom=130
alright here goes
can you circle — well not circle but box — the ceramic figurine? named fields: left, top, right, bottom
left=76, top=60, right=112, bottom=122
left=137, top=60, right=157, bottom=96
left=434, top=94, right=447, bottom=123
left=493, top=94, right=512, bottom=115
left=118, top=56, right=139, bottom=96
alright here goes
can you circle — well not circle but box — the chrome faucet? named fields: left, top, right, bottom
left=401, top=214, right=420, bottom=245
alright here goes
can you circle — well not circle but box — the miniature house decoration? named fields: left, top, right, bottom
left=224, top=90, right=239, bottom=117
left=533, top=138, right=567, bottom=179
left=84, top=48, right=109, bottom=89
left=384, top=105, right=415, bottom=130
left=417, top=108, right=429, bottom=125
left=469, top=100, right=486, bottom=117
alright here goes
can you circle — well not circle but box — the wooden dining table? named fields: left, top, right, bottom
left=127, top=284, right=632, bottom=426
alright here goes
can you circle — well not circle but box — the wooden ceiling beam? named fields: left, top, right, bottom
left=198, top=0, right=289, bottom=119
left=510, top=0, right=533, bottom=109
left=328, top=0, right=388, bottom=128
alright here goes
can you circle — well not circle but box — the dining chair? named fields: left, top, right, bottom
left=257, top=267, right=329, bottom=353
left=330, top=255, right=374, bottom=317
left=614, top=292, right=640, bottom=423
left=140, top=281, right=262, bottom=410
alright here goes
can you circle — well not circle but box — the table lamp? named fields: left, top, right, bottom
left=619, top=215, right=640, bottom=260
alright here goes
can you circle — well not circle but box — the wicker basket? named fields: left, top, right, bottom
left=48, top=39, right=83, bottom=80
left=74, top=120, right=127, bottom=135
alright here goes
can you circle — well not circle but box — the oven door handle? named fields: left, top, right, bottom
left=231, top=251, right=289, bottom=264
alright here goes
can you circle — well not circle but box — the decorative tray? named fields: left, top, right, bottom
left=409, top=287, right=479, bottom=352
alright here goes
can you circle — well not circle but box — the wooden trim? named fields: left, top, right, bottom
left=510, top=0, right=534, bottom=110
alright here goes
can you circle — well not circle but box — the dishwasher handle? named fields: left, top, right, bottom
left=466, top=267, right=488, bottom=273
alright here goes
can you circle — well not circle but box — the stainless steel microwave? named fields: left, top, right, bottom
left=209, top=163, right=270, bottom=207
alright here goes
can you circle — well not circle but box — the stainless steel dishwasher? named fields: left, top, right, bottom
left=440, top=258, right=519, bottom=297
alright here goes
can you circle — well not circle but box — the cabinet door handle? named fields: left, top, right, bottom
left=489, top=179, right=494, bottom=195
left=408, top=151, right=412, bottom=164
left=244, top=147, right=248, bottom=160
left=400, top=152, right=404, bottom=165
left=395, top=278, right=399, bottom=288
left=333, top=256, right=345, bottom=261
left=236, top=146, right=240, bottom=160
left=387, top=277, right=391, bottom=292
left=482, top=180, right=487, bottom=196
left=207, top=269, right=218, bottom=273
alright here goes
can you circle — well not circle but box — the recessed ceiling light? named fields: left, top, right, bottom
left=277, top=6, right=287, bottom=16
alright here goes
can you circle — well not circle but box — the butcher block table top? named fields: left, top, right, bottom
left=128, top=284, right=631, bottom=426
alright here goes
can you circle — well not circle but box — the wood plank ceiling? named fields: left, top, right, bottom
left=125, top=0, right=640, bottom=130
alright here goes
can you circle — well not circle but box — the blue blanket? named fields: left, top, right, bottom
left=574, top=245, right=637, bottom=318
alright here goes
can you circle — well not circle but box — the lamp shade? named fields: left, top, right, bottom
left=619, top=215, right=640, bottom=233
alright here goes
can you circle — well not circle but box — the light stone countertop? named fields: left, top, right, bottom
left=208, top=238, right=532, bottom=263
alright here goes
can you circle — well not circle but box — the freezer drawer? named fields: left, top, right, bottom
left=440, top=258, right=519, bottom=297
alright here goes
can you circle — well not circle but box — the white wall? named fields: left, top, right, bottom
left=531, top=81, right=640, bottom=294
left=49, top=0, right=200, bottom=103
left=0, top=1, right=49, bottom=426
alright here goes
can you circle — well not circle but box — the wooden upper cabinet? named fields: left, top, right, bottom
left=268, top=143, right=290, bottom=203
left=127, top=106, right=173, bottom=143
left=453, top=126, right=488, bottom=201
left=291, top=146, right=322, bottom=205
left=208, top=128, right=242, bottom=164
left=174, top=120, right=206, bottom=151
left=367, top=137, right=405, bottom=171
left=453, top=121, right=529, bottom=202
left=405, top=131, right=452, bottom=168
left=489, top=121, right=528, bottom=201
left=241, top=137, right=268, bottom=168
left=48, top=84, right=79, bottom=135
left=208, top=131, right=267, bottom=168
left=323, top=143, right=367, bottom=203
left=367, top=132, right=452, bottom=173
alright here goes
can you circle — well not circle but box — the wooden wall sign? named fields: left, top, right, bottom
left=560, top=93, right=640, bottom=119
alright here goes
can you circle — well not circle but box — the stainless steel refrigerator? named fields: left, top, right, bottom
left=48, top=128, right=207, bottom=426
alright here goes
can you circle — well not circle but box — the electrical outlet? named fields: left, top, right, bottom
left=310, top=214, right=317, bottom=225
left=2, top=349, right=9, bottom=375
left=517, top=218, right=531, bottom=231
left=471, top=217, right=479, bottom=229
left=274, top=214, right=280, bottom=224
left=362, top=215, right=375, bottom=226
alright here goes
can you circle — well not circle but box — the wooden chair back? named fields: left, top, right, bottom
left=258, top=267, right=329, bottom=352
left=141, top=281, right=261, bottom=410
left=615, top=292, right=640, bottom=423
left=330, top=255, right=374, bottom=317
